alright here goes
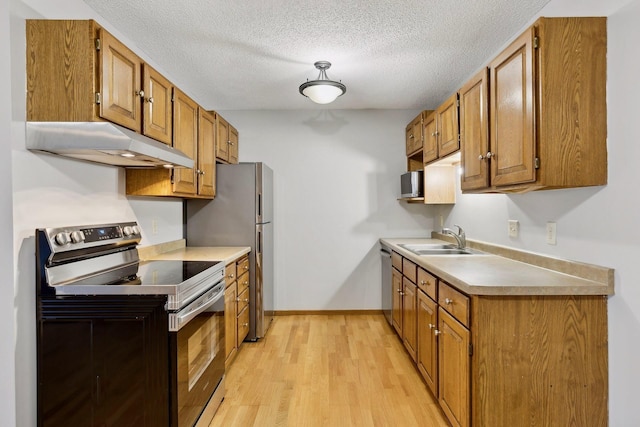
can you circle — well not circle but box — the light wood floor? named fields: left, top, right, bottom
left=209, top=314, right=449, bottom=427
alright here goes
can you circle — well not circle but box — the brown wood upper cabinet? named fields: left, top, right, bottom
left=126, top=95, right=216, bottom=199
left=215, top=113, right=239, bottom=164
left=26, top=20, right=175, bottom=146
left=462, top=17, right=607, bottom=193
left=423, top=93, right=460, bottom=164
left=406, top=112, right=423, bottom=156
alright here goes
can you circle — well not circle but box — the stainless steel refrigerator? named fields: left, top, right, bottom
left=186, top=162, right=274, bottom=341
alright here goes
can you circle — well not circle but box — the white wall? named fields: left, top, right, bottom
left=1, top=0, right=17, bottom=424
left=220, top=109, right=436, bottom=310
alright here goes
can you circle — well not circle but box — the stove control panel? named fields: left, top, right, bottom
left=41, top=221, right=142, bottom=253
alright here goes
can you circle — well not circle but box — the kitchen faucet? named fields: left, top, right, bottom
left=442, top=225, right=466, bottom=249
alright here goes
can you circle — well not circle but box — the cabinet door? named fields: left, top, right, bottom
left=228, top=125, right=239, bottom=164
left=172, top=88, right=198, bottom=194
left=142, top=64, right=173, bottom=145
left=460, top=68, right=490, bottom=191
left=417, top=290, right=438, bottom=397
left=489, top=28, right=536, bottom=187
left=402, top=277, right=417, bottom=362
left=224, top=283, right=238, bottom=362
left=437, top=93, right=460, bottom=158
left=438, top=308, right=470, bottom=427
left=423, top=113, right=438, bottom=163
left=198, top=109, right=216, bottom=197
left=391, top=268, right=403, bottom=336
left=98, top=28, right=142, bottom=132
left=216, top=114, right=230, bottom=162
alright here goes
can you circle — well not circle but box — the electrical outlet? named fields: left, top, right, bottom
left=152, top=218, right=159, bottom=235
left=546, top=222, right=557, bottom=245
left=508, top=220, right=519, bottom=238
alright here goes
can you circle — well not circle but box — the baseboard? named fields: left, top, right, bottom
left=273, top=309, right=383, bottom=316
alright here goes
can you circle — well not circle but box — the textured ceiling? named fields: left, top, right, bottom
left=83, top=0, right=550, bottom=110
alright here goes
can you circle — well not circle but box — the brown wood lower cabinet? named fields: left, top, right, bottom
left=224, top=254, right=250, bottom=366
left=393, top=253, right=608, bottom=426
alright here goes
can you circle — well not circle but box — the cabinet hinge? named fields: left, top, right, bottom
left=533, top=36, right=539, bottom=49
left=95, top=38, right=101, bottom=51
left=535, top=157, right=540, bottom=169
left=95, top=93, right=101, bottom=105
left=468, top=343, right=473, bottom=356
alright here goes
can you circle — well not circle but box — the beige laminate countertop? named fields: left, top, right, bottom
left=139, top=239, right=250, bottom=264
left=380, top=237, right=614, bottom=296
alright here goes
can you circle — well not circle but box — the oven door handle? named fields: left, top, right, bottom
left=172, top=283, right=225, bottom=331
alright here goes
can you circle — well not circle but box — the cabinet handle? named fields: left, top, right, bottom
left=243, top=265, right=249, bottom=270
left=486, top=152, right=494, bottom=159
left=478, top=154, right=485, bottom=160
left=428, top=323, right=435, bottom=329
left=420, top=280, right=428, bottom=286
left=243, top=281, right=249, bottom=286
left=396, top=288, right=402, bottom=293
left=409, top=134, right=414, bottom=139
left=136, top=90, right=145, bottom=98
left=445, top=298, right=453, bottom=305
left=242, top=322, right=249, bottom=327
left=228, top=273, right=235, bottom=279
left=434, top=329, right=441, bottom=336
left=146, top=96, right=154, bottom=104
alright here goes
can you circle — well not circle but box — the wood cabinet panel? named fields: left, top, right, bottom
left=438, top=308, right=470, bottom=427
left=392, top=267, right=403, bottom=336
left=215, top=113, right=240, bottom=164
left=422, top=113, right=438, bottom=163
left=228, top=125, right=239, bottom=164
left=438, top=282, right=470, bottom=328
left=402, top=258, right=417, bottom=284
left=417, top=267, right=437, bottom=300
left=172, top=88, right=199, bottom=194
left=197, top=109, right=216, bottom=197
left=237, top=304, right=250, bottom=343
left=437, top=93, right=460, bottom=158
left=402, top=277, right=418, bottom=362
left=224, top=283, right=237, bottom=364
left=406, top=112, right=423, bottom=155
left=471, top=295, right=608, bottom=427
left=142, top=64, right=173, bottom=144
left=391, top=251, right=403, bottom=272
left=417, top=290, right=438, bottom=397
left=98, top=28, right=142, bottom=132
left=459, top=68, right=490, bottom=191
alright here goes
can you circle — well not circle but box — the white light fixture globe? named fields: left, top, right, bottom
left=299, top=61, right=346, bottom=104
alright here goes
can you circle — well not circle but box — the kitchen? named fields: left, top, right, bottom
left=2, top=0, right=640, bottom=426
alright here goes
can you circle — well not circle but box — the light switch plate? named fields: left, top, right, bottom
left=508, top=220, right=519, bottom=238
left=546, top=222, right=557, bottom=245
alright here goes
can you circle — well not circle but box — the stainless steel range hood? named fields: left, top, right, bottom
left=26, top=121, right=194, bottom=168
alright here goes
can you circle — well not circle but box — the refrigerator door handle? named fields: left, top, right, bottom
left=258, top=193, right=262, bottom=219
left=257, top=229, right=262, bottom=253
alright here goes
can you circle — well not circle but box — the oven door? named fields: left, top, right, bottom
left=170, top=281, right=225, bottom=427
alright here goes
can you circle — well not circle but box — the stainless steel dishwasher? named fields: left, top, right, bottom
left=380, top=246, right=392, bottom=325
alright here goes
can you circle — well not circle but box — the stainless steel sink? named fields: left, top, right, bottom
left=398, top=243, right=479, bottom=256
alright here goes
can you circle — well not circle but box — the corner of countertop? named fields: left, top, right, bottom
left=138, top=239, right=186, bottom=260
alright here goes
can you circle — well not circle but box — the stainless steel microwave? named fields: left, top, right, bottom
left=401, top=170, right=423, bottom=198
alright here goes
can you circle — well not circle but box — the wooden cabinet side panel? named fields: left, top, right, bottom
left=437, top=94, right=460, bottom=158
left=460, top=68, right=490, bottom=191
left=172, top=88, right=198, bottom=194
left=215, top=114, right=230, bottom=162
left=536, top=17, right=608, bottom=187
left=402, top=278, right=417, bottom=362
left=224, top=283, right=238, bottom=364
left=438, top=308, right=470, bottom=427
left=198, top=109, right=216, bottom=197
left=489, top=28, right=536, bottom=187
left=471, top=295, right=608, bottom=427
left=228, top=125, right=239, bottom=164
left=423, top=113, right=438, bottom=163
left=417, top=290, right=438, bottom=397
left=391, top=268, right=403, bottom=336
left=142, top=64, right=173, bottom=145
left=27, top=20, right=99, bottom=122
left=98, top=28, right=142, bottom=132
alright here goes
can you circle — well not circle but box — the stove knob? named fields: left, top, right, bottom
left=132, top=225, right=141, bottom=235
left=70, top=231, right=85, bottom=243
left=54, top=232, right=71, bottom=246
left=122, top=226, right=134, bottom=236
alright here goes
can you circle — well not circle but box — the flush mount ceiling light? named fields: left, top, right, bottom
left=299, top=61, right=346, bottom=104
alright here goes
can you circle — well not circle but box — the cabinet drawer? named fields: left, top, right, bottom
left=237, top=287, right=249, bottom=313
left=237, top=271, right=249, bottom=296
left=391, top=251, right=403, bottom=272
left=225, top=262, right=237, bottom=285
left=417, top=267, right=437, bottom=301
left=237, top=256, right=249, bottom=276
left=403, top=258, right=417, bottom=283
left=438, top=282, right=470, bottom=327
left=237, top=305, right=250, bottom=343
